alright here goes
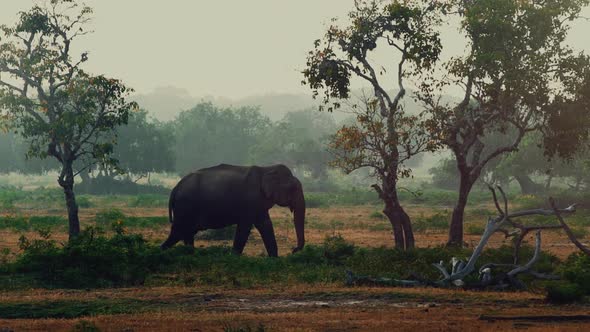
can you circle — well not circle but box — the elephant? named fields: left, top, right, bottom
left=161, top=164, right=306, bottom=257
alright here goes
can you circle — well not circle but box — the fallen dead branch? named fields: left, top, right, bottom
left=347, top=186, right=583, bottom=290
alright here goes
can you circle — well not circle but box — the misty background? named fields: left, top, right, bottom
left=2, top=0, right=590, bottom=193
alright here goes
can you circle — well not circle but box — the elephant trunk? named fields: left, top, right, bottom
left=291, top=179, right=305, bottom=253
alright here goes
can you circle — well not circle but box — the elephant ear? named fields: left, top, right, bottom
left=261, top=169, right=279, bottom=200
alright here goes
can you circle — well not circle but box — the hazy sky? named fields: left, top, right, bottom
left=1, top=1, right=590, bottom=99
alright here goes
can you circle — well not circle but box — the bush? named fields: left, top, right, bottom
left=465, top=223, right=485, bottom=235
left=0, top=187, right=63, bottom=210
left=76, top=196, right=93, bottom=208
left=559, top=253, right=590, bottom=294
left=14, top=228, right=152, bottom=288
left=323, top=235, right=355, bottom=265
left=75, top=176, right=169, bottom=195
left=0, top=215, right=66, bottom=231
left=546, top=281, right=585, bottom=304
left=95, top=209, right=126, bottom=225
left=0, top=229, right=564, bottom=290
left=413, top=212, right=450, bottom=232
left=128, top=194, right=168, bottom=208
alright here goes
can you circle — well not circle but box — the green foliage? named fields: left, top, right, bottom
left=0, top=215, right=66, bottom=231
left=559, top=253, right=590, bottom=295
left=76, top=176, right=169, bottom=195
left=0, top=298, right=143, bottom=319
left=112, top=109, right=175, bottom=176
left=369, top=211, right=385, bottom=220
left=128, top=194, right=168, bottom=208
left=428, top=158, right=460, bottom=191
left=0, top=187, right=63, bottom=210
left=305, top=190, right=380, bottom=208
left=94, top=209, right=166, bottom=229
left=571, top=227, right=588, bottom=239
left=545, top=281, right=585, bottom=304
left=76, top=196, right=93, bottom=208
left=413, top=212, right=450, bottom=232
left=465, top=223, right=485, bottom=235
left=95, top=209, right=126, bottom=225
left=0, top=228, right=564, bottom=291
left=14, top=228, right=151, bottom=288
left=323, top=235, right=355, bottom=265
left=347, top=246, right=469, bottom=280
left=174, top=103, right=271, bottom=175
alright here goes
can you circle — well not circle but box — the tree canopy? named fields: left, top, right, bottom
left=0, top=0, right=136, bottom=238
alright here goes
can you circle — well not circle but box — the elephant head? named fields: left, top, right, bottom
left=262, top=165, right=305, bottom=253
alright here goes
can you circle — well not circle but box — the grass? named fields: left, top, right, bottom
left=0, top=215, right=67, bottom=231
left=0, top=227, right=563, bottom=291
left=94, top=209, right=167, bottom=229
left=412, top=212, right=450, bottom=232
left=0, top=298, right=146, bottom=319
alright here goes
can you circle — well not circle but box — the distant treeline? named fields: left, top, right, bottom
left=3, top=102, right=589, bottom=194
left=0, top=102, right=341, bottom=191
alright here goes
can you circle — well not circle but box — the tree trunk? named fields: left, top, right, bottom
left=59, top=161, right=80, bottom=239
left=545, top=174, right=553, bottom=191
left=384, top=200, right=406, bottom=249
left=514, top=174, right=542, bottom=195
left=396, top=203, right=414, bottom=249
left=382, top=187, right=414, bottom=250
left=448, top=171, right=473, bottom=247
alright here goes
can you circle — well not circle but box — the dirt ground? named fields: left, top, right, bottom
left=1, top=286, right=589, bottom=331
left=1, top=204, right=589, bottom=331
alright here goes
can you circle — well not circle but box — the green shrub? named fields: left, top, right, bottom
left=29, top=216, right=67, bottom=230
left=304, top=190, right=380, bottom=208
left=128, top=194, right=168, bottom=208
left=546, top=281, right=585, bottom=304
left=559, top=253, right=590, bottom=294
left=0, top=228, right=563, bottom=290
left=465, top=223, right=485, bottom=235
left=76, top=196, right=93, bottom=208
left=571, top=227, right=588, bottom=239
left=369, top=211, right=385, bottom=220
left=0, top=216, right=29, bottom=231
left=95, top=209, right=126, bottom=225
left=0, top=187, right=63, bottom=210
left=323, top=235, right=355, bottom=265
left=14, top=228, right=151, bottom=288
left=413, top=212, right=450, bottom=232
left=0, top=215, right=66, bottom=231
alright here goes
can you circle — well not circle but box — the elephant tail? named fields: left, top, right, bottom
left=168, top=185, right=177, bottom=224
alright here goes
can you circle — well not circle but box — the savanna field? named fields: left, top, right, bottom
left=1, top=177, right=590, bottom=332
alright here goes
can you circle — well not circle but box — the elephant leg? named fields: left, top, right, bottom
left=232, top=223, right=252, bottom=255
left=183, top=232, right=195, bottom=247
left=255, top=215, right=278, bottom=257
left=161, top=230, right=180, bottom=250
